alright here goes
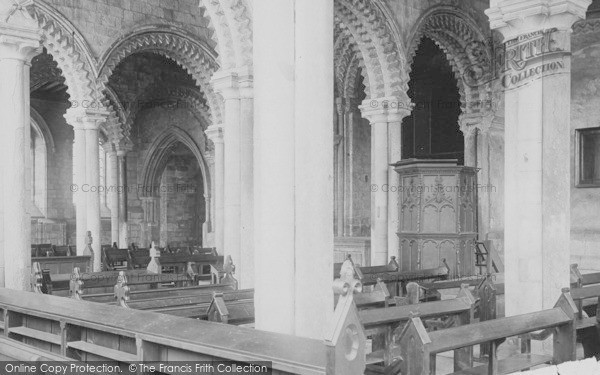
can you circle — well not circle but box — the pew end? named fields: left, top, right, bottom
left=324, top=278, right=367, bottom=375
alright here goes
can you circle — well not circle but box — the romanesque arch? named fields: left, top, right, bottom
left=334, top=0, right=409, bottom=100
left=97, top=26, right=222, bottom=124
left=200, top=0, right=253, bottom=71
left=407, top=7, right=494, bottom=124
left=30, top=2, right=101, bottom=108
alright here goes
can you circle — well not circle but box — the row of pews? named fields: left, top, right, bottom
left=12, top=251, right=600, bottom=374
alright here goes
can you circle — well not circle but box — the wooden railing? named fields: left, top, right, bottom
left=0, top=279, right=365, bottom=375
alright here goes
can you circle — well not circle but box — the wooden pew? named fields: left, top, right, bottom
left=0, top=284, right=366, bottom=375
left=113, top=271, right=243, bottom=318
left=101, top=243, right=129, bottom=271
left=207, top=290, right=255, bottom=325
left=68, top=267, right=194, bottom=303
left=398, top=288, right=577, bottom=375
left=560, top=283, right=600, bottom=358
left=31, top=254, right=91, bottom=276
left=359, top=284, right=477, bottom=372
left=571, top=263, right=600, bottom=288
left=335, top=255, right=450, bottom=300
left=31, top=243, right=53, bottom=257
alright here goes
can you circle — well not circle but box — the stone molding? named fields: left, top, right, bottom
left=334, top=0, right=408, bottom=99
left=486, top=0, right=591, bottom=39
left=200, top=0, right=253, bottom=71
left=97, top=29, right=222, bottom=124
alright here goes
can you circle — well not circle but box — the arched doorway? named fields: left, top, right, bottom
left=158, top=141, right=206, bottom=247
left=402, top=37, right=464, bottom=164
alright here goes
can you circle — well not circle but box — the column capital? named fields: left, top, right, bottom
left=359, top=96, right=413, bottom=125
left=335, top=97, right=344, bottom=117
left=0, top=2, right=41, bottom=62
left=211, top=69, right=240, bottom=99
left=486, top=0, right=591, bottom=39
left=64, top=107, right=110, bottom=130
left=205, top=124, right=224, bottom=144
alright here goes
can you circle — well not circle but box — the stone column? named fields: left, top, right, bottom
left=335, top=98, right=345, bottom=237
left=213, top=72, right=242, bottom=274
left=0, top=5, right=41, bottom=289
left=462, top=124, right=479, bottom=168
left=239, top=69, right=255, bottom=288
left=205, top=125, right=224, bottom=255
left=117, top=149, right=129, bottom=248
left=254, top=0, right=334, bottom=339
left=360, top=98, right=411, bottom=266
left=85, top=115, right=106, bottom=271
left=486, top=0, right=590, bottom=314
left=343, top=100, right=355, bottom=237
left=108, top=146, right=119, bottom=245
left=388, top=119, right=402, bottom=258
left=65, top=111, right=87, bottom=254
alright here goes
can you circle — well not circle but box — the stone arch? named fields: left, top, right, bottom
left=139, top=127, right=211, bottom=199
left=30, top=107, right=55, bottom=154
left=97, top=26, right=222, bottom=124
left=334, top=24, right=369, bottom=100
left=200, top=0, right=253, bottom=70
left=334, top=0, right=409, bottom=99
left=407, top=7, right=493, bottom=122
left=130, top=86, right=211, bottom=129
left=30, top=2, right=101, bottom=107
left=103, top=87, right=130, bottom=147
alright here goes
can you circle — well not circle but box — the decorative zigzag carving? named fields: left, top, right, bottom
left=202, top=0, right=236, bottom=70
left=31, top=6, right=101, bottom=107
left=97, top=31, right=222, bottom=124
left=407, top=9, right=494, bottom=120
left=336, top=0, right=408, bottom=99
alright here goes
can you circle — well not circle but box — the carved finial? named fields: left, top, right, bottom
left=86, top=231, right=93, bottom=245
left=561, top=287, right=570, bottom=294
left=408, top=311, right=421, bottom=319
left=69, top=267, right=84, bottom=300
left=224, top=255, right=235, bottom=275
left=339, top=257, right=355, bottom=282
left=114, top=271, right=131, bottom=307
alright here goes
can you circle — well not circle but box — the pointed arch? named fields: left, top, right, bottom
left=139, top=127, right=211, bottom=199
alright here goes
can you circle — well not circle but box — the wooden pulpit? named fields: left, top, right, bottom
left=393, top=159, right=478, bottom=277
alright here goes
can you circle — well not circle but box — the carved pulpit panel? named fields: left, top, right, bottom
left=393, top=159, right=479, bottom=277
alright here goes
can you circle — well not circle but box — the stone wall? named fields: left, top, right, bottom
left=31, top=99, right=74, bottom=246
left=571, top=35, right=600, bottom=270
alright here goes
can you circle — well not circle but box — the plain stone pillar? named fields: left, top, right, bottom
left=388, top=120, right=402, bottom=258
left=108, top=148, right=119, bottom=245
left=463, top=126, right=478, bottom=168
left=254, top=0, right=334, bottom=339
left=117, top=150, right=129, bottom=248
left=214, top=73, right=242, bottom=276
left=239, top=73, right=255, bottom=288
left=0, top=6, right=41, bottom=289
left=68, top=115, right=87, bottom=254
left=361, top=99, right=411, bottom=266
left=85, top=117, right=106, bottom=271
left=486, top=0, right=590, bottom=314
left=205, top=125, right=225, bottom=254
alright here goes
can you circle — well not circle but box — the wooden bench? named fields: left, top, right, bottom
left=397, top=288, right=577, bottom=375
left=31, top=255, right=91, bottom=277
left=68, top=267, right=195, bottom=302
left=0, top=284, right=366, bottom=375
left=359, top=284, right=477, bottom=373
left=207, top=290, right=255, bottom=325
left=101, top=243, right=129, bottom=271
left=335, top=255, right=449, bottom=300
left=31, top=243, right=53, bottom=257
left=113, top=271, right=243, bottom=318
left=560, top=283, right=600, bottom=358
